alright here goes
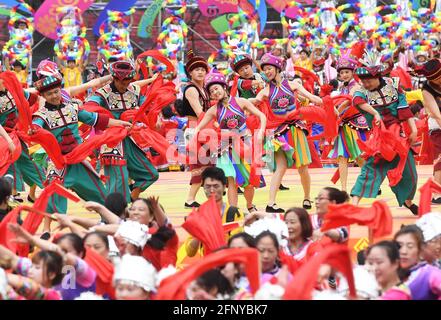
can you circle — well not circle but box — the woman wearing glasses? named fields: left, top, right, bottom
left=311, top=187, right=350, bottom=245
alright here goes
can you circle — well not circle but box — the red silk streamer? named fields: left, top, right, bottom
left=279, top=249, right=301, bottom=275
left=182, top=195, right=226, bottom=255
left=222, top=222, right=241, bottom=234
left=17, top=182, right=81, bottom=256
left=136, top=50, right=176, bottom=83
left=321, top=200, right=393, bottom=238
left=331, top=169, right=340, bottom=184
left=357, top=122, right=409, bottom=187
left=156, top=248, right=260, bottom=300
left=0, top=131, right=22, bottom=176
left=230, top=75, right=239, bottom=97
left=18, top=126, right=128, bottom=170
left=418, top=178, right=441, bottom=217
left=0, top=71, right=31, bottom=132
left=84, top=247, right=115, bottom=299
left=293, top=66, right=320, bottom=94
left=82, top=103, right=172, bottom=158
left=283, top=244, right=356, bottom=300
left=0, top=206, right=21, bottom=252
left=390, top=67, right=412, bottom=91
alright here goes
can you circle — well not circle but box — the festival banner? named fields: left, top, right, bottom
left=0, top=7, right=10, bottom=16
left=197, top=0, right=238, bottom=17
left=34, top=0, right=94, bottom=40
left=250, top=0, right=267, bottom=34
left=137, top=0, right=163, bottom=39
left=210, top=0, right=260, bottom=34
left=0, top=0, right=19, bottom=7
left=411, top=0, right=436, bottom=11
left=93, top=0, right=138, bottom=36
left=266, top=0, right=313, bottom=18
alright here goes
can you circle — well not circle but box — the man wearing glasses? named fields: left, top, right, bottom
left=183, top=167, right=245, bottom=258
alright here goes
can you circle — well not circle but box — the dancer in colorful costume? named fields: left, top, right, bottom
left=181, top=51, right=211, bottom=208
left=328, top=51, right=369, bottom=191
left=0, top=72, right=44, bottom=202
left=419, top=59, right=441, bottom=203
left=86, top=61, right=159, bottom=202
left=251, top=53, right=323, bottom=213
left=31, top=74, right=130, bottom=226
left=194, top=69, right=266, bottom=211
left=350, top=49, right=419, bottom=215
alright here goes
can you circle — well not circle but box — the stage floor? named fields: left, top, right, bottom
left=34, top=165, right=438, bottom=258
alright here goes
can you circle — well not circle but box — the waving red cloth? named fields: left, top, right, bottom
left=418, top=178, right=441, bottom=217
left=390, top=67, right=412, bottom=91
left=19, top=125, right=128, bottom=170
left=136, top=50, right=175, bottom=87
left=17, top=182, right=81, bottom=257
left=230, top=75, right=239, bottom=97
left=357, top=122, right=409, bottom=186
left=293, top=66, right=320, bottom=93
left=283, top=244, right=356, bottom=300
left=0, top=131, right=22, bottom=176
left=83, top=81, right=174, bottom=158
left=0, top=206, right=21, bottom=252
left=156, top=248, right=260, bottom=300
left=0, top=71, right=31, bottom=132
left=0, top=205, right=54, bottom=253
left=182, top=195, right=225, bottom=254
left=321, top=200, right=393, bottom=238
left=84, top=248, right=115, bottom=299
left=279, top=250, right=301, bottom=275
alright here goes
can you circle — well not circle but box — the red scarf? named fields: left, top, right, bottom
left=321, top=200, right=393, bottom=238
left=182, top=195, right=225, bottom=254
left=283, top=244, right=356, bottom=300
left=418, top=178, right=441, bottom=216
left=156, top=248, right=260, bottom=300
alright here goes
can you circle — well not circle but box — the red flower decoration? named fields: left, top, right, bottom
left=278, top=97, right=289, bottom=108
left=227, top=118, right=238, bottom=129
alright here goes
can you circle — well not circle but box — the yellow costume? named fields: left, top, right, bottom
left=176, top=204, right=244, bottom=268
left=14, top=70, right=28, bottom=87
left=294, top=58, right=313, bottom=73
left=63, top=66, right=83, bottom=88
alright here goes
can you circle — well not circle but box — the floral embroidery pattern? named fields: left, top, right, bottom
left=226, top=118, right=239, bottom=129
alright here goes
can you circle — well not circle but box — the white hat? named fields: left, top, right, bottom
left=244, top=217, right=289, bottom=248
left=74, top=292, right=105, bottom=300
left=254, top=282, right=285, bottom=300
left=113, top=254, right=157, bottom=293
left=155, top=265, right=177, bottom=287
left=115, top=220, right=151, bottom=248
left=0, top=268, right=7, bottom=299
left=337, top=265, right=379, bottom=300
left=416, top=212, right=441, bottom=242
left=312, top=290, right=347, bottom=300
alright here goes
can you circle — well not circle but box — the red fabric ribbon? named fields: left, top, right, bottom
left=283, top=244, right=356, bottom=300
left=321, top=200, right=393, bottom=238
left=0, top=131, right=22, bottom=176
left=418, top=178, right=441, bottom=217
left=17, top=182, right=81, bottom=256
left=390, top=67, right=412, bottom=91
left=18, top=125, right=128, bottom=170
left=182, top=195, right=225, bottom=255
left=0, top=206, right=21, bottom=253
left=0, top=71, right=31, bottom=132
left=293, top=66, right=320, bottom=93
left=357, top=122, right=409, bottom=187
left=156, top=248, right=260, bottom=300
left=136, top=50, right=175, bottom=83
left=84, top=247, right=115, bottom=299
